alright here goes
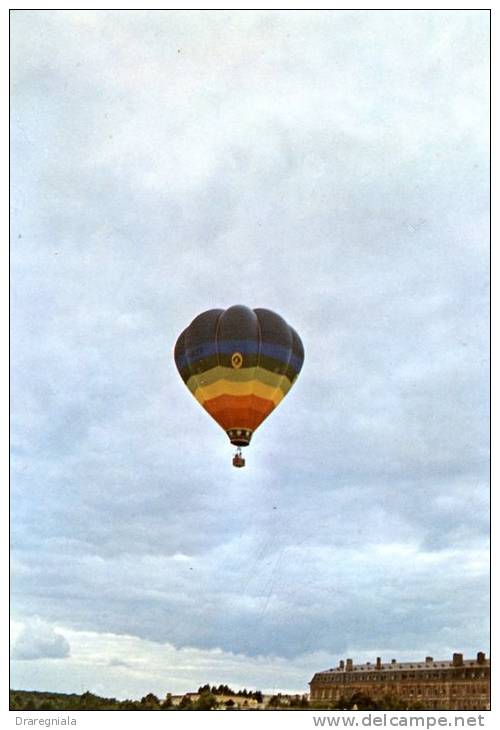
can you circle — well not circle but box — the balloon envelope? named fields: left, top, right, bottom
left=174, top=305, right=304, bottom=446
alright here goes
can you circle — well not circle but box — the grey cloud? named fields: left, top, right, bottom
left=11, top=620, right=71, bottom=661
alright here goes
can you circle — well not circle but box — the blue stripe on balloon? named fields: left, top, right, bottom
left=176, top=340, right=303, bottom=373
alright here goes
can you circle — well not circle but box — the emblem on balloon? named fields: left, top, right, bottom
left=231, top=352, right=243, bottom=369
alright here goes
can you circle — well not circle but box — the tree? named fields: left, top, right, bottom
left=141, top=692, right=160, bottom=708
left=195, top=693, right=218, bottom=710
left=79, top=691, right=100, bottom=709
left=162, top=694, right=173, bottom=709
left=348, top=692, right=379, bottom=710
left=9, top=693, right=22, bottom=710
left=377, top=693, right=407, bottom=710
left=179, top=694, right=193, bottom=710
left=39, top=700, right=55, bottom=710
left=120, top=700, right=140, bottom=710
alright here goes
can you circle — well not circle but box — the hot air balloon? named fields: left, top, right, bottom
left=174, top=305, right=304, bottom=467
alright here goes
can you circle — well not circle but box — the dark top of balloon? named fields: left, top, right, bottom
left=175, top=305, right=304, bottom=374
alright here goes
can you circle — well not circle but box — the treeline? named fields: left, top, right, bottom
left=197, top=684, right=263, bottom=701
left=10, top=688, right=310, bottom=711
left=10, top=690, right=169, bottom=711
left=11, top=688, right=421, bottom=711
left=10, top=690, right=222, bottom=711
left=268, top=693, right=310, bottom=708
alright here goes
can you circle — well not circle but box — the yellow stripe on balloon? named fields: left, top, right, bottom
left=194, top=378, right=286, bottom=406
left=186, top=366, right=292, bottom=396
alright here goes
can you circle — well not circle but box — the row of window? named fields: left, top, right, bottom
left=316, top=670, right=488, bottom=683
left=311, top=686, right=489, bottom=702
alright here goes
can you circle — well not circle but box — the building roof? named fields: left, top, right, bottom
left=313, top=656, right=489, bottom=677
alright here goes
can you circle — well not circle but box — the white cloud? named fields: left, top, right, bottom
left=11, top=618, right=70, bottom=661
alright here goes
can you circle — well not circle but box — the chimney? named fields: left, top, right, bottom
left=339, top=660, right=345, bottom=670
left=452, top=653, right=463, bottom=667
left=425, top=657, right=433, bottom=665
left=376, top=657, right=382, bottom=670
left=477, top=652, right=486, bottom=665
left=346, top=658, right=353, bottom=672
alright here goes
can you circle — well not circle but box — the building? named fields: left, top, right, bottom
left=309, top=652, right=490, bottom=710
left=165, top=692, right=306, bottom=710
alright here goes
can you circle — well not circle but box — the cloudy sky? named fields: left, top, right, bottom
left=10, top=10, right=489, bottom=700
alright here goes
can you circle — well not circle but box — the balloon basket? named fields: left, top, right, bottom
left=232, top=447, right=245, bottom=468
